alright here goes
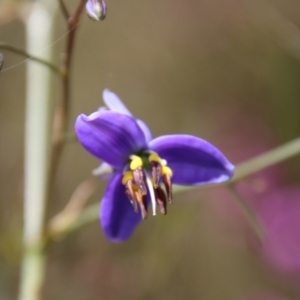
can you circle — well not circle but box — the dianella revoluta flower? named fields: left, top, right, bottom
left=75, top=90, right=235, bottom=242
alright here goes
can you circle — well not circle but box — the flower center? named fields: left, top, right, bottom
left=121, top=152, right=173, bottom=219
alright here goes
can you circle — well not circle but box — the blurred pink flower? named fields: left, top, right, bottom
left=202, top=103, right=300, bottom=289
left=256, top=188, right=300, bottom=278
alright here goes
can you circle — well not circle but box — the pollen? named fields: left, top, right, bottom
left=129, top=155, right=143, bottom=170
left=121, top=171, right=133, bottom=185
left=162, top=166, right=173, bottom=177
left=149, top=153, right=162, bottom=164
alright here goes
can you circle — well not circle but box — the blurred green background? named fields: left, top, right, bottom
left=1, top=0, right=300, bottom=299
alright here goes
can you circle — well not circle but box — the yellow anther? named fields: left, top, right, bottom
left=122, top=171, right=133, bottom=185
left=162, top=166, right=173, bottom=177
left=129, top=155, right=143, bottom=170
left=149, top=153, right=162, bottom=163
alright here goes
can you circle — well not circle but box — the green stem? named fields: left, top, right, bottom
left=18, top=245, right=46, bottom=300
left=19, top=1, right=58, bottom=300
left=232, top=137, right=300, bottom=181
left=0, top=42, right=61, bottom=74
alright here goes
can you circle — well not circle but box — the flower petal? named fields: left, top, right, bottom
left=102, top=89, right=133, bottom=116
left=149, top=134, right=234, bottom=185
left=100, top=172, right=142, bottom=242
left=136, top=119, right=152, bottom=143
left=102, top=89, right=153, bottom=143
left=92, top=162, right=114, bottom=180
left=75, top=111, right=147, bottom=168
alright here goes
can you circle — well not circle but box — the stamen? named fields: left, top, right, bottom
left=123, top=152, right=174, bottom=217
left=121, top=171, right=133, bottom=185
left=162, top=166, right=173, bottom=203
left=149, top=153, right=162, bottom=164
left=132, top=167, right=147, bottom=195
left=146, top=174, right=156, bottom=216
left=162, top=166, right=173, bottom=177
left=163, top=175, right=172, bottom=203
left=154, top=187, right=167, bottom=215
left=135, top=190, right=147, bottom=219
left=150, top=161, right=161, bottom=188
left=122, top=172, right=138, bottom=212
left=129, top=155, right=143, bottom=170
left=149, top=152, right=163, bottom=188
left=125, top=185, right=138, bottom=212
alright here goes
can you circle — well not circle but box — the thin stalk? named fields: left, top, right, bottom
left=227, top=184, right=265, bottom=244
left=57, top=0, right=70, bottom=20
left=0, top=42, right=61, bottom=74
left=232, top=137, right=300, bottom=181
left=19, top=1, right=58, bottom=300
left=49, top=0, right=86, bottom=189
left=47, top=178, right=97, bottom=240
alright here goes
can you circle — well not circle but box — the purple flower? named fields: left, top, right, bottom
left=75, top=90, right=234, bottom=242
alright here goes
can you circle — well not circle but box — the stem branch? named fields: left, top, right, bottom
left=0, top=42, right=61, bottom=74
left=57, top=0, right=70, bottom=20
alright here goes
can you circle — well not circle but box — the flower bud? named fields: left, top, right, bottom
left=86, top=0, right=107, bottom=21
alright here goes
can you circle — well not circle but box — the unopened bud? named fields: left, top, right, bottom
left=86, top=0, right=107, bottom=21
left=0, top=53, right=3, bottom=71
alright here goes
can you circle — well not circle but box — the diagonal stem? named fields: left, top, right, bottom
left=0, top=42, right=61, bottom=74
left=227, top=184, right=265, bottom=244
left=231, top=137, right=300, bottom=181
left=57, top=0, right=70, bottom=20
